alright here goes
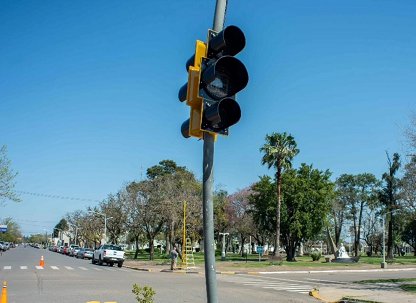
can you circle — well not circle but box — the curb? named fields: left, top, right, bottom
left=309, top=288, right=330, bottom=302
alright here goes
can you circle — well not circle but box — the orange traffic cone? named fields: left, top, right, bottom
left=39, top=256, right=45, bottom=267
left=1, top=281, right=7, bottom=303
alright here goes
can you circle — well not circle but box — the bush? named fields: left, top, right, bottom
left=310, top=250, right=322, bottom=261
left=132, top=284, right=155, bottom=303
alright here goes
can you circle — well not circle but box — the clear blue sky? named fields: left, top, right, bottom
left=1, top=0, right=415, bottom=235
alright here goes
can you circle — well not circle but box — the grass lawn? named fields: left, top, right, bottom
left=125, top=250, right=416, bottom=269
left=400, top=284, right=416, bottom=293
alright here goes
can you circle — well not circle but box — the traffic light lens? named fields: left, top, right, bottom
left=202, top=56, right=248, bottom=100
left=205, top=70, right=231, bottom=99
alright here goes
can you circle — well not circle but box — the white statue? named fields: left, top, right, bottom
left=338, top=243, right=350, bottom=258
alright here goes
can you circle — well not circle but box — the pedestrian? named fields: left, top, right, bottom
left=170, top=246, right=178, bottom=270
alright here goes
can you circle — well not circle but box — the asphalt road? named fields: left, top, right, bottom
left=1, top=246, right=415, bottom=303
left=0, top=246, right=316, bottom=303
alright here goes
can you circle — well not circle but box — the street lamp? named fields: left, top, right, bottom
left=88, top=211, right=113, bottom=244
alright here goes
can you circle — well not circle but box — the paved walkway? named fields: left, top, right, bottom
left=123, top=260, right=416, bottom=302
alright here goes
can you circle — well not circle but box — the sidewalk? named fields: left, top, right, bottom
left=123, top=260, right=416, bottom=302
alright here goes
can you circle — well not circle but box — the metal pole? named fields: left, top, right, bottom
left=213, top=0, right=227, bottom=32
left=75, top=227, right=78, bottom=246
left=203, top=132, right=217, bottom=303
left=104, top=214, right=107, bottom=245
left=382, top=216, right=386, bottom=266
left=203, top=1, right=227, bottom=302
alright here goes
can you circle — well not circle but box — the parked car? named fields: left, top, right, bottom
left=92, top=244, right=125, bottom=267
left=70, top=245, right=81, bottom=257
left=76, top=248, right=93, bottom=259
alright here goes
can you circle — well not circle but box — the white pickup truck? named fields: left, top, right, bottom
left=92, top=244, right=125, bottom=267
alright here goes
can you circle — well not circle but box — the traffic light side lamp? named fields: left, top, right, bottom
left=178, top=40, right=210, bottom=139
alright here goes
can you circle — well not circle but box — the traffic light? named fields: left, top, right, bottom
left=179, top=25, right=248, bottom=138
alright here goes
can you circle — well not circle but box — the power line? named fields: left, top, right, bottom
left=16, top=191, right=102, bottom=203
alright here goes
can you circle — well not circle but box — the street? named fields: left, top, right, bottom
left=1, top=246, right=416, bottom=302
left=0, top=246, right=316, bottom=303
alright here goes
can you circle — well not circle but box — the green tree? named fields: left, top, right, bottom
left=100, top=193, right=128, bottom=244
left=0, top=145, right=20, bottom=205
left=249, top=176, right=276, bottom=248
left=335, top=173, right=379, bottom=257
left=53, top=218, right=68, bottom=237
left=280, top=164, right=334, bottom=261
left=0, top=217, right=22, bottom=243
left=260, top=132, right=299, bottom=256
left=379, top=152, right=401, bottom=259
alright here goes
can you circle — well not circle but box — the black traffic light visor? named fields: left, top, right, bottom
left=209, top=25, right=246, bottom=57
left=204, top=97, right=241, bottom=129
left=201, top=56, right=248, bottom=100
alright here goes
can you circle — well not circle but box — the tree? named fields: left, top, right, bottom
left=100, top=193, right=127, bottom=244
left=379, top=152, right=401, bottom=259
left=280, top=164, right=334, bottom=261
left=249, top=176, right=276, bottom=249
left=146, top=160, right=201, bottom=254
left=335, top=173, right=379, bottom=257
left=260, top=132, right=299, bottom=256
left=53, top=218, right=68, bottom=238
left=401, top=155, right=416, bottom=214
left=402, top=218, right=416, bottom=256
left=227, top=187, right=255, bottom=256
left=0, top=217, right=22, bottom=243
left=0, top=145, right=20, bottom=205
left=127, top=179, right=165, bottom=260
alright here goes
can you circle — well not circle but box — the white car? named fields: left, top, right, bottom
left=92, top=244, right=125, bottom=267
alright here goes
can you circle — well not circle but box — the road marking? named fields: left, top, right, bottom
left=51, top=266, right=59, bottom=270
left=4, top=266, right=11, bottom=270
left=20, top=266, right=27, bottom=270
left=78, top=266, right=88, bottom=271
left=35, top=266, right=44, bottom=269
left=305, top=278, right=348, bottom=284
left=65, top=266, right=74, bottom=270
left=92, top=268, right=102, bottom=271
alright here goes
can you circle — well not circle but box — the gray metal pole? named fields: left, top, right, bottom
left=104, top=214, right=107, bottom=245
left=213, top=0, right=227, bottom=32
left=202, top=1, right=227, bottom=302
left=203, top=132, right=217, bottom=303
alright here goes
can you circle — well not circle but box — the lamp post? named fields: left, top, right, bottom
left=89, top=211, right=113, bottom=244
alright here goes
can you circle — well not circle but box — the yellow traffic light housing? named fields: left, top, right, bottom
left=187, top=40, right=206, bottom=139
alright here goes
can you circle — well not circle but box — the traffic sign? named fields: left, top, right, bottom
left=256, top=246, right=264, bottom=254
left=0, top=224, right=7, bottom=233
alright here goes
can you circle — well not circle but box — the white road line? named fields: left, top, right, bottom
left=65, top=266, right=74, bottom=270
left=3, top=266, right=11, bottom=270
left=306, top=278, right=348, bottom=284
left=92, top=268, right=102, bottom=271
left=20, top=266, right=27, bottom=270
left=78, top=266, right=88, bottom=271
left=35, top=266, right=43, bottom=269
left=51, top=266, right=59, bottom=270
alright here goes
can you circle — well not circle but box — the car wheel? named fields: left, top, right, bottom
left=98, top=255, right=103, bottom=265
left=109, top=262, right=114, bottom=267
left=117, top=262, right=123, bottom=268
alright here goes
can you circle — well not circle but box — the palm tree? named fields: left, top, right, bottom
left=260, top=132, right=299, bottom=256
